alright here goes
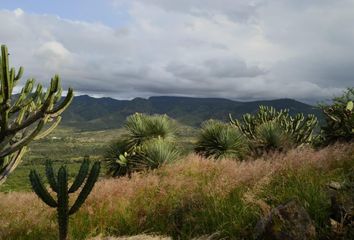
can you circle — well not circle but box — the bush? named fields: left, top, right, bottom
left=194, top=120, right=249, bottom=160
left=320, top=88, right=354, bottom=145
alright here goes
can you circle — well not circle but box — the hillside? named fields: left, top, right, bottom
left=61, top=95, right=322, bottom=130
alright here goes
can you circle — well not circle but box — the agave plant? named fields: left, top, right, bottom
left=132, top=138, right=180, bottom=170
left=194, top=120, right=249, bottom=160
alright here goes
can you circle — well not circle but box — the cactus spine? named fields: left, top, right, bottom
left=0, top=44, right=74, bottom=185
left=29, top=159, right=100, bottom=240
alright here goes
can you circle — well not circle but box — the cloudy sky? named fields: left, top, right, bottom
left=1, top=0, right=353, bottom=103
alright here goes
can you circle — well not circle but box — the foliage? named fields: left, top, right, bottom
left=0, top=44, right=73, bottom=185
left=230, top=105, right=318, bottom=154
left=253, top=120, right=294, bottom=154
left=194, top=120, right=249, bottom=159
left=29, top=159, right=100, bottom=240
left=132, top=138, right=180, bottom=170
left=105, top=113, right=178, bottom=177
left=125, top=113, right=175, bottom=146
left=320, top=88, right=354, bottom=145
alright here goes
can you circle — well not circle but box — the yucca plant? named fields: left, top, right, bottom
left=253, top=121, right=294, bottom=154
left=132, top=138, right=180, bottom=170
left=105, top=139, right=134, bottom=177
left=194, top=120, right=249, bottom=160
left=125, top=113, right=175, bottom=146
left=105, top=113, right=177, bottom=177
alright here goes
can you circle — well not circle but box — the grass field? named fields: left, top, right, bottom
left=0, top=125, right=197, bottom=192
left=0, top=143, right=353, bottom=239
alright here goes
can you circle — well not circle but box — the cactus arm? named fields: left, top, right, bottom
left=45, top=160, right=58, bottom=193
left=46, top=88, right=74, bottom=117
left=57, top=166, right=69, bottom=240
left=68, top=158, right=89, bottom=193
left=29, top=170, right=57, bottom=208
left=69, top=162, right=100, bottom=215
left=34, top=116, right=62, bottom=140
left=0, top=147, right=26, bottom=185
left=0, top=119, right=45, bottom=158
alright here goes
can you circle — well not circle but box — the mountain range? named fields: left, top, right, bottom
left=61, top=95, right=322, bottom=130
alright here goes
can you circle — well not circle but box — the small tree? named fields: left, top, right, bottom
left=0, top=44, right=73, bottom=185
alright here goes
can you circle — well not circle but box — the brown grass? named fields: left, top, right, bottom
left=0, top=143, right=353, bottom=239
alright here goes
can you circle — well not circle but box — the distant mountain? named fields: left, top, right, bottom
left=61, top=95, right=322, bottom=130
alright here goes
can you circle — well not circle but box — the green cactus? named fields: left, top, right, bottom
left=29, top=159, right=100, bottom=240
left=229, top=106, right=318, bottom=153
left=0, top=44, right=74, bottom=185
left=320, top=88, right=354, bottom=145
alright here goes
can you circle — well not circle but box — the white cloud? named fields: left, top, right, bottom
left=1, top=1, right=354, bottom=102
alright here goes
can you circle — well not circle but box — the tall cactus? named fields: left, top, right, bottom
left=0, top=44, right=74, bottom=185
left=29, top=159, right=101, bottom=240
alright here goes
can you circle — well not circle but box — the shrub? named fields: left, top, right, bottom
left=320, top=88, right=354, bottom=145
left=194, top=120, right=249, bottom=160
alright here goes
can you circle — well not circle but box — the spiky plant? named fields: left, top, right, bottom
left=125, top=113, right=175, bottom=146
left=320, top=88, right=354, bottom=145
left=105, top=138, right=134, bottom=177
left=29, top=159, right=100, bottom=240
left=0, top=44, right=73, bottom=185
left=253, top=121, right=294, bottom=154
left=194, top=120, right=249, bottom=160
left=132, top=138, right=180, bottom=170
left=106, top=113, right=177, bottom=177
left=229, top=105, right=318, bottom=153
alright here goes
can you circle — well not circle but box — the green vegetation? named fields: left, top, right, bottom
left=0, top=143, right=353, bottom=239
left=105, top=113, right=180, bottom=177
left=320, top=88, right=354, bottom=145
left=0, top=44, right=73, bottom=185
left=194, top=120, right=249, bottom=159
left=29, top=159, right=100, bottom=240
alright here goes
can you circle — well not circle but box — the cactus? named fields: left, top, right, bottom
left=320, top=88, right=354, bottom=145
left=0, top=44, right=74, bottom=185
left=229, top=106, right=318, bottom=153
left=29, top=159, right=100, bottom=240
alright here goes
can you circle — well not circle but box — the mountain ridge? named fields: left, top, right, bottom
left=61, top=95, right=322, bottom=130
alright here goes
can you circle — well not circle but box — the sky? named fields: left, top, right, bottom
left=1, top=0, right=353, bottom=103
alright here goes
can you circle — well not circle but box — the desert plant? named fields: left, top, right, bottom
left=194, top=120, right=249, bottom=160
left=105, top=113, right=177, bottom=177
left=320, top=88, right=354, bottom=145
left=0, top=44, right=73, bottom=185
left=253, top=120, right=294, bottom=154
left=229, top=105, right=317, bottom=153
left=29, top=159, right=100, bottom=240
left=105, top=138, right=134, bottom=177
left=125, top=113, right=175, bottom=146
left=132, top=138, right=180, bottom=170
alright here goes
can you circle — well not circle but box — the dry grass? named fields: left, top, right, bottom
left=0, top=143, right=353, bottom=239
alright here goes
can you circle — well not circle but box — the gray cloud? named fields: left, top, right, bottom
left=1, top=1, right=354, bottom=103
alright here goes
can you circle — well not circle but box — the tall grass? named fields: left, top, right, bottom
left=0, top=143, right=353, bottom=239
